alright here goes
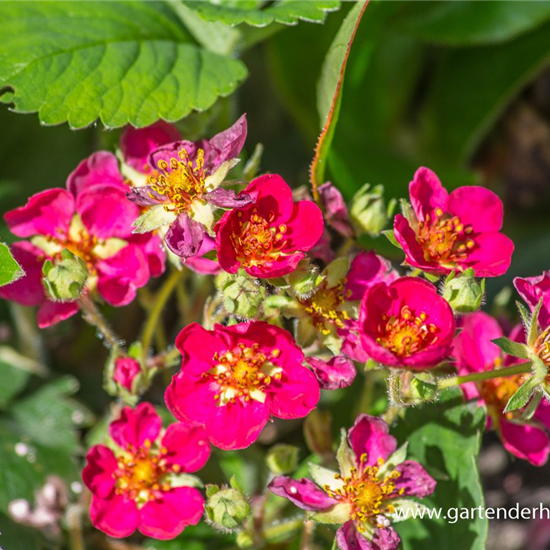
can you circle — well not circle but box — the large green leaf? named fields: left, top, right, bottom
left=0, top=513, right=42, bottom=550
left=0, top=1, right=247, bottom=129
left=422, top=20, right=550, bottom=164
left=396, top=2, right=550, bottom=46
left=11, top=377, right=93, bottom=453
left=311, top=0, right=368, bottom=194
left=0, top=243, right=24, bottom=288
left=183, top=0, right=340, bottom=28
left=392, top=389, right=488, bottom=550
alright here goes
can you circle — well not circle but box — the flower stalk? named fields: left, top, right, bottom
left=437, top=362, right=532, bottom=390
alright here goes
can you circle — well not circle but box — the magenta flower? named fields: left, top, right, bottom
left=120, top=121, right=182, bottom=173
left=514, top=271, right=550, bottom=329
left=269, top=415, right=435, bottom=550
left=165, top=321, right=320, bottom=450
left=82, top=403, right=210, bottom=539
left=307, top=355, right=356, bottom=390
left=113, top=357, right=142, bottom=392
left=393, top=167, right=514, bottom=277
left=359, top=277, right=455, bottom=369
left=216, top=174, right=324, bottom=279
left=127, top=115, right=252, bottom=259
left=0, top=158, right=164, bottom=327
left=452, top=312, right=550, bottom=466
left=318, top=181, right=354, bottom=239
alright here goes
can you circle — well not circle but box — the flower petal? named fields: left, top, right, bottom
left=77, top=184, right=140, bottom=240
left=82, top=445, right=118, bottom=499
left=319, top=182, right=354, bottom=238
left=409, top=167, right=448, bottom=222
left=462, top=232, right=514, bottom=277
left=138, top=487, right=204, bottom=540
left=447, top=186, right=503, bottom=233
left=165, top=214, right=205, bottom=259
left=5, top=188, right=75, bottom=239
left=126, top=186, right=166, bottom=206
left=500, top=419, right=550, bottom=467
left=37, top=300, right=79, bottom=328
left=185, top=234, right=221, bottom=275
left=336, top=521, right=374, bottom=550
left=109, top=403, right=162, bottom=450
left=393, top=460, right=436, bottom=498
left=90, top=494, right=139, bottom=539
left=67, top=152, right=125, bottom=197
left=285, top=200, right=324, bottom=251
left=269, top=476, right=338, bottom=511
left=393, top=214, right=440, bottom=273
left=347, top=415, right=397, bottom=467
left=162, top=423, right=211, bottom=473
left=307, top=355, right=356, bottom=390
left=206, top=114, right=247, bottom=173
left=270, top=365, right=320, bottom=420
left=346, top=251, right=398, bottom=301
left=174, top=322, right=225, bottom=376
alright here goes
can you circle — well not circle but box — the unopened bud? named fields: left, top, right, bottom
left=113, top=357, right=142, bottom=392
left=266, top=444, right=300, bottom=475
left=216, top=271, right=266, bottom=319
left=205, top=478, right=250, bottom=532
left=409, top=373, right=438, bottom=401
left=442, top=268, right=484, bottom=313
left=42, top=250, right=88, bottom=302
left=304, top=409, right=333, bottom=459
left=286, top=260, right=321, bottom=298
left=350, top=184, right=394, bottom=237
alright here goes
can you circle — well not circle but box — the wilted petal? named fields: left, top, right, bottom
left=205, top=188, right=254, bottom=208
left=165, top=214, right=205, bottom=259
left=269, top=476, right=338, bottom=511
left=393, top=460, right=436, bottom=498
left=319, top=182, right=354, bottom=238
left=348, top=415, right=397, bottom=467
left=126, top=186, right=165, bottom=207
left=206, top=114, right=247, bottom=173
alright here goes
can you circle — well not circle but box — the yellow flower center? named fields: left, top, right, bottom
left=205, top=344, right=283, bottom=405
left=300, top=280, right=350, bottom=334
left=231, top=209, right=288, bottom=269
left=325, top=454, right=403, bottom=529
left=114, top=440, right=180, bottom=506
left=149, top=148, right=207, bottom=214
left=376, top=306, right=439, bottom=357
left=417, top=207, right=475, bottom=267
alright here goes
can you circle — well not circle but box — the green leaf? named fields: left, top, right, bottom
left=0, top=1, right=247, bottom=129
left=504, top=374, right=541, bottom=413
left=382, top=229, right=401, bottom=249
left=396, top=2, right=550, bottom=46
left=11, top=376, right=93, bottom=453
left=528, top=298, right=544, bottom=348
left=392, top=389, right=488, bottom=550
left=311, top=0, right=368, bottom=190
left=491, top=337, right=530, bottom=359
left=183, top=1, right=340, bottom=28
left=0, top=513, right=41, bottom=550
left=422, top=20, right=550, bottom=163
left=0, top=243, right=24, bottom=287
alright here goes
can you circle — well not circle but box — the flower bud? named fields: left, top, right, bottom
left=286, top=260, right=321, bottom=299
left=42, top=250, right=88, bottom=302
left=442, top=268, right=485, bottom=313
left=409, top=373, right=438, bottom=402
left=113, top=357, right=141, bottom=392
left=236, top=531, right=254, bottom=549
left=205, top=479, right=250, bottom=532
left=266, top=444, right=300, bottom=475
left=350, top=183, right=394, bottom=237
left=304, top=409, right=333, bottom=459
left=216, top=271, right=266, bottom=319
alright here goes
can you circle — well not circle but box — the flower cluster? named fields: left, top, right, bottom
left=5, top=113, right=549, bottom=549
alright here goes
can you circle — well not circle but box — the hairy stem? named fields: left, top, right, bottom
left=141, top=269, right=183, bottom=361
left=78, top=293, right=121, bottom=350
left=437, top=362, right=532, bottom=390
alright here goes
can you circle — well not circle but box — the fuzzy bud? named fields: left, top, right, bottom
left=216, top=271, right=266, bottom=319
left=205, top=478, right=250, bottom=532
left=442, top=268, right=484, bottom=313
left=42, top=250, right=88, bottom=302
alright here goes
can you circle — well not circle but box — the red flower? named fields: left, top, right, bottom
left=165, top=321, right=320, bottom=450
left=393, top=167, right=514, bottom=276
left=216, top=174, right=324, bottom=278
left=359, top=277, right=455, bottom=369
left=82, top=403, right=210, bottom=539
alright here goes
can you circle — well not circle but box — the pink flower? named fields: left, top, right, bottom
left=359, top=277, right=455, bottom=369
left=0, top=158, right=163, bottom=327
left=165, top=321, right=320, bottom=450
left=185, top=234, right=222, bottom=276
left=269, top=415, right=435, bottom=550
left=318, top=182, right=354, bottom=239
left=216, top=174, right=324, bottom=278
left=127, top=115, right=252, bottom=259
left=113, top=357, right=142, bottom=392
left=452, top=312, right=550, bottom=466
left=82, top=403, right=210, bottom=539
left=393, top=167, right=514, bottom=277
left=120, top=121, right=182, bottom=173
left=307, top=355, right=356, bottom=390
left=514, top=271, right=550, bottom=329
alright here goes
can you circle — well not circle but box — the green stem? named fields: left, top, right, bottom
left=78, top=294, right=121, bottom=350
left=67, top=505, right=85, bottom=550
left=437, top=362, right=532, bottom=390
left=141, top=269, right=183, bottom=360
left=263, top=516, right=304, bottom=542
